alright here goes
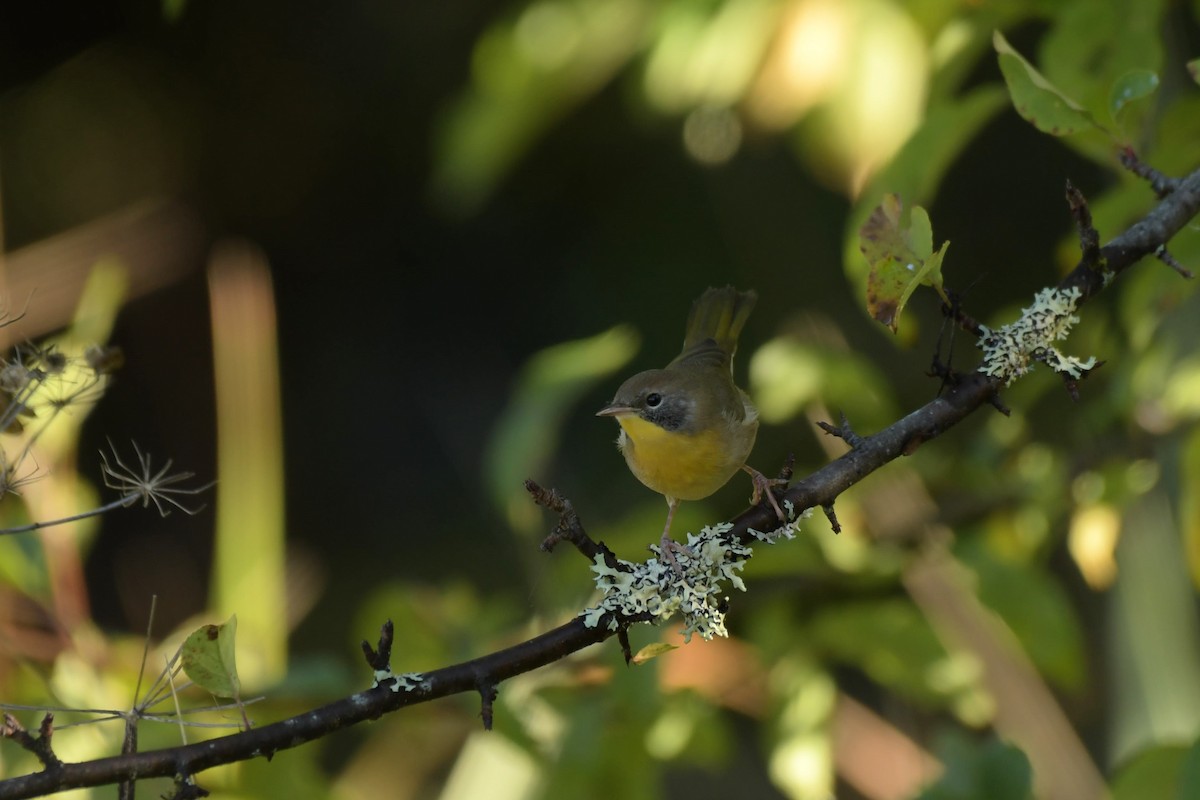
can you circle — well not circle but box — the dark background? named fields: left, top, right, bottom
left=1, top=1, right=1104, bottom=648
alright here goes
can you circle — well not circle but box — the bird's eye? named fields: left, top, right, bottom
left=645, top=392, right=662, bottom=408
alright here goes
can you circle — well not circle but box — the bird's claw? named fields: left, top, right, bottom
left=658, top=532, right=694, bottom=577
left=746, top=466, right=788, bottom=522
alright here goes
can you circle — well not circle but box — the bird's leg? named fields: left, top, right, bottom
left=659, top=497, right=690, bottom=575
left=743, top=465, right=788, bottom=523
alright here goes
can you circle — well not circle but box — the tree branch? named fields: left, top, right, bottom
left=2, top=166, right=1197, bottom=799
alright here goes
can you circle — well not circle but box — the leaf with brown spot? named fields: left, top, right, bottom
left=859, top=194, right=950, bottom=333
left=182, top=615, right=241, bottom=698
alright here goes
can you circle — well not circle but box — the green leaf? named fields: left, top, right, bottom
left=859, top=194, right=950, bottom=333
left=1188, top=58, right=1200, bottom=86
left=917, top=732, right=1033, bottom=800
left=808, top=599, right=957, bottom=707
left=975, top=739, right=1034, bottom=800
left=749, top=336, right=898, bottom=430
left=1178, top=736, right=1200, bottom=800
left=1035, top=0, right=1165, bottom=163
left=993, top=30, right=1103, bottom=137
left=182, top=615, right=241, bottom=698
left=908, top=206, right=933, bottom=261
left=1111, top=743, right=1190, bottom=800
left=431, top=4, right=649, bottom=213
left=1040, top=0, right=1166, bottom=117
left=1109, top=69, right=1159, bottom=121
left=844, top=85, right=1006, bottom=291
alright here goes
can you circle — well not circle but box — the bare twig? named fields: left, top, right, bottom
left=526, top=479, right=607, bottom=561
left=1065, top=180, right=1102, bottom=269
left=1155, top=244, right=1194, bottom=278
left=1, top=714, right=62, bottom=772
left=1119, top=146, right=1181, bottom=197
left=361, top=620, right=394, bottom=673
left=816, top=413, right=865, bottom=449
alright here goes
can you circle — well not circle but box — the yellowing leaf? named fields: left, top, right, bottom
left=993, top=30, right=1103, bottom=137
left=859, top=194, right=950, bottom=333
left=631, top=642, right=678, bottom=665
left=182, top=615, right=241, bottom=697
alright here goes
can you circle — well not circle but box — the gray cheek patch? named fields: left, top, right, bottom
left=643, top=394, right=695, bottom=433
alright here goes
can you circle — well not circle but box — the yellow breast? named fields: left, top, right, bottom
left=615, top=414, right=751, bottom=502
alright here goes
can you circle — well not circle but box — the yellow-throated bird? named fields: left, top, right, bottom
left=597, top=286, right=785, bottom=569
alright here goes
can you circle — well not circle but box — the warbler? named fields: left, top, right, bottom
left=597, top=286, right=785, bottom=568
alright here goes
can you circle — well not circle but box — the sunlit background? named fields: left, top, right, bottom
left=1, top=0, right=1199, bottom=797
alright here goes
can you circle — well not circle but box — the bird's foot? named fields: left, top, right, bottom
left=658, top=532, right=693, bottom=577
left=745, top=465, right=788, bottom=522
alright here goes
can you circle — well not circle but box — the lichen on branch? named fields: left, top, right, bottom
left=583, top=516, right=800, bottom=642
left=976, top=286, right=1098, bottom=386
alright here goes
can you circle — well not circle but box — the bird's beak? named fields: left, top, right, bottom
left=596, top=402, right=635, bottom=417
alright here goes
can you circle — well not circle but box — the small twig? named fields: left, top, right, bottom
left=166, top=655, right=188, bottom=746
left=525, top=480, right=606, bottom=562
left=132, top=596, right=158, bottom=713
left=0, top=496, right=143, bottom=537
left=361, top=620, right=394, bottom=673
left=478, top=682, right=498, bottom=731
left=1057, top=360, right=1104, bottom=402
left=822, top=503, right=842, bottom=534
left=1155, top=244, right=1194, bottom=278
left=816, top=414, right=865, bottom=449
left=167, top=774, right=210, bottom=800
left=940, top=289, right=984, bottom=337
left=133, top=644, right=186, bottom=717
left=926, top=356, right=965, bottom=395
left=933, top=287, right=984, bottom=396
left=1, top=714, right=62, bottom=771
left=118, top=707, right=138, bottom=800
left=1065, top=180, right=1102, bottom=269
left=617, top=628, right=633, bottom=665
left=1119, top=146, right=1181, bottom=197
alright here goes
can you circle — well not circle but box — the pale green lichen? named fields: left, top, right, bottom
left=581, top=517, right=803, bottom=642
left=750, top=504, right=810, bottom=544
left=373, top=670, right=427, bottom=693
left=976, top=286, right=1097, bottom=386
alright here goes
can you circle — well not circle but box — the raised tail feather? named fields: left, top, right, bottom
left=671, top=286, right=757, bottom=371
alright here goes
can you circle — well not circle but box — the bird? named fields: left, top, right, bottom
left=596, top=286, right=786, bottom=571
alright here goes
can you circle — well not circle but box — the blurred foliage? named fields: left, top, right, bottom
left=461, top=1, right=1200, bottom=798
left=914, top=733, right=1033, bottom=800
left=1110, top=736, right=1200, bottom=800
left=208, top=246, right=287, bottom=688
left=1, top=0, right=1199, bottom=798
left=485, top=324, right=639, bottom=537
